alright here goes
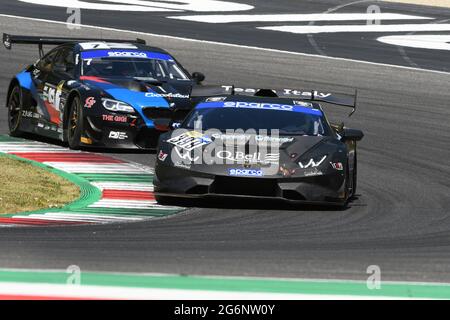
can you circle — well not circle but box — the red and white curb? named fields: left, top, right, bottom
left=0, top=138, right=182, bottom=226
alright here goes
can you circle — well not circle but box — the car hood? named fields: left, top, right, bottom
left=79, top=76, right=196, bottom=126
left=161, top=131, right=343, bottom=177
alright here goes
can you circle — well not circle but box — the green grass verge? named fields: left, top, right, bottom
left=0, top=155, right=80, bottom=214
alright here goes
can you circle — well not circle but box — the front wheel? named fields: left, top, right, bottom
left=8, top=85, right=24, bottom=137
left=66, top=96, right=83, bottom=150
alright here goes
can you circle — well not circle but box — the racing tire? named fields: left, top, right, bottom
left=7, top=85, right=24, bottom=137
left=67, top=95, right=83, bottom=150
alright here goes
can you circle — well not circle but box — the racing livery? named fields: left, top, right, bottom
left=4, top=33, right=214, bottom=149
left=154, top=91, right=364, bottom=207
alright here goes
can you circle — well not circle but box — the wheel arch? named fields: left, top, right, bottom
left=63, top=90, right=82, bottom=139
left=6, top=78, right=21, bottom=107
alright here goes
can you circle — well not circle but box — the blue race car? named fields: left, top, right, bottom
left=4, top=33, right=212, bottom=149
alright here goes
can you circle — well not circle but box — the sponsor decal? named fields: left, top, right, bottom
left=216, top=151, right=279, bottom=165
left=298, top=156, right=327, bottom=169
left=221, top=86, right=332, bottom=98
left=198, top=101, right=322, bottom=115
left=102, top=114, right=128, bottom=123
left=206, top=96, right=227, bottom=102
left=22, top=111, right=41, bottom=119
left=109, top=131, right=128, bottom=140
left=174, top=147, right=200, bottom=163
left=80, top=137, right=93, bottom=145
left=32, top=68, right=41, bottom=78
left=84, top=97, right=96, bottom=108
left=331, top=162, right=344, bottom=171
left=174, top=162, right=191, bottom=170
left=43, top=84, right=63, bottom=111
left=167, top=131, right=212, bottom=151
left=81, top=50, right=173, bottom=61
left=304, top=168, right=324, bottom=177
left=108, top=51, right=148, bottom=58
left=79, top=43, right=138, bottom=50
left=158, top=150, right=169, bottom=162
left=293, top=101, right=314, bottom=107
left=212, top=133, right=294, bottom=145
left=229, top=168, right=264, bottom=177
left=224, top=101, right=294, bottom=111
left=145, top=92, right=190, bottom=99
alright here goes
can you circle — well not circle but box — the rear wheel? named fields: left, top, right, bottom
left=8, top=85, right=24, bottom=137
left=67, top=96, right=83, bottom=150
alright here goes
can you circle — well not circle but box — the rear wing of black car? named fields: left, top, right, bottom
left=3, top=33, right=146, bottom=57
left=225, top=85, right=358, bottom=117
left=309, top=90, right=358, bottom=117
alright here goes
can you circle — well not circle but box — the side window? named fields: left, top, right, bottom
left=54, top=48, right=75, bottom=76
left=36, top=50, right=58, bottom=72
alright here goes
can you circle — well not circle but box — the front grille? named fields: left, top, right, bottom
left=134, top=127, right=160, bottom=149
left=143, top=107, right=191, bottom=122
left=210, top=177, right=281, bottom=197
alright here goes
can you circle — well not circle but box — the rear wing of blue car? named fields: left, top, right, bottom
left=3, top=33, right=146, bottom=57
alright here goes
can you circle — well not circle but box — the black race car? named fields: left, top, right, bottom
left=154, top=90, right=364, bottom=207
left=3, top=33, right=222, bottom=149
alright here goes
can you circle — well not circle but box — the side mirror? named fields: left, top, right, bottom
left=192, top=72, right=205, bottom=84
left=342, top=128, right=364, bottom=142
left=153, top=119, right=172, bottom=132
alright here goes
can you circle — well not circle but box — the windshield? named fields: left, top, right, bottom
left=183, top=106, right=332, bottom=136
left=81, top=57, right=189, bottom=81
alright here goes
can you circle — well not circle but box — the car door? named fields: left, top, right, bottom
left=41, top=46, right=76, bottom=134
left=28, top=49, right=58, bottom=132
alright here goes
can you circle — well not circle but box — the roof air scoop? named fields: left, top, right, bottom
left=254, top=89, right=278, bottom=97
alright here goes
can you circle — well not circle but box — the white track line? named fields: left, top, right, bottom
left=2, top=13, right=450, bottom=76
left=168, top=13, right=432, bottom=23
left=0, top=282, right=406, bottom=300
left=89, top=199, right=158, bottom=209
left=43, top=162, right=148, bottom=174
left=259, top=23, right=450, bottom=34
left=89, top=200, right=181, bottom=210
left=92, top=182, right=154, bottom=191
left=378, top=34, right=450, bottom=51
left=17, top=0, right=254, bottom=12
left=42, top=213, right=147, bottom=221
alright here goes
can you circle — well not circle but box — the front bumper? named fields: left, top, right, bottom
left=79, top=108, right=188, bottom=150
left=154, top=164, right=348, bottom=206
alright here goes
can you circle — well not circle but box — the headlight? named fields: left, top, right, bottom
left=298, top=155, right=327, bottom=169
left=102, top=98, right=135, bottom=113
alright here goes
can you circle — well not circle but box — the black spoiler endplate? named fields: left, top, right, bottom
left=309, top=90, right=358, bottom=117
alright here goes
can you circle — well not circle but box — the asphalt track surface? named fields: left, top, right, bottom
left=0, top=9, right=450, bottom=281
left=2, top=0, right=450, bottom=72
